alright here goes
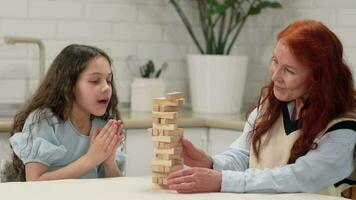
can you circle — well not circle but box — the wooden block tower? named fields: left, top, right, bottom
left=149, top=92, right=184, bottom=187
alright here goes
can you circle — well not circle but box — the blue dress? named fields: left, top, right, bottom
left=10, top=109, right=125, bottom=179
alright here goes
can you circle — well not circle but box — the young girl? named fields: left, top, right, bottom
left=8, top=44, right=125, bottom=181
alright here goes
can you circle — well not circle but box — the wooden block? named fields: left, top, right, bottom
left=153, top=105, right=178, bottom=112
left=160, top=118, right=178, bottom=124
left=152, top=135, right=181, bottom=143
left=148, top=128, right=184, bottom=137
left=148, top=128, right=159, bottom=136
left=156, top=153, right=181, bottom=160
left=159, top=129, right=183, bottom=136
left=153, top=97, right=179, bottom=106
left=177, top=98, right=185, bottom=105
left=158, top=177, right=168, bottom=185
left=152, top=111, right=178, bottom=119
left=154, top=147, right=182, bottom=155
left=154, top=141, right=181, bottom=149
left=151, top=159, right=182, bottom=167
left=166, top=92, right=183, bottom=100
left=151, top=159, right=174, bottom=167
left=158, top=106, right=178, bottom=112
left=151, top=165, right=165, bottom=173
left=152, top=172, right=169, bottom=185
left=151, top=164, right=183, bottom=173
left=152, top=118, right=160, bottom=124
left=153, top=123, right=177, bottom=131
left=153, top=105, right=160, bottom=111
left=152, top=172, right=168, bottom=178
left=152, top=117, right=178, bottom=124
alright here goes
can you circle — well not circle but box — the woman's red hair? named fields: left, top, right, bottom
left=250, top=19, right=356, bottom=163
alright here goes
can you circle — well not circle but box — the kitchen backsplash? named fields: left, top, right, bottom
left=0, top=0, right=355, bottom=108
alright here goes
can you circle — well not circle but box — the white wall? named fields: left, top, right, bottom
left=0, top=0, right=355, bottom=108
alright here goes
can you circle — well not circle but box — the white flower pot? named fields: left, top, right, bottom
left=130, top=78, right=165, bottom=112
left=188, top=54, right=248, bottom=113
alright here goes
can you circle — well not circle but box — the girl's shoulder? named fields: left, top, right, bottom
left=23, top=108, right=61, bottom=132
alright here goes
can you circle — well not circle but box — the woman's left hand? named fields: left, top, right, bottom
left=167, top=167, right=222, bottom=193
left=103, top=120, right=124, bottom=167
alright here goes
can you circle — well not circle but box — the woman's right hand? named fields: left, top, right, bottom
left=182, top=138, right=212, bottom=168
left=86, top=120, right=119, bottom=166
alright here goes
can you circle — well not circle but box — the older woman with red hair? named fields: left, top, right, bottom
left=167, top=19, right=356, bottom=197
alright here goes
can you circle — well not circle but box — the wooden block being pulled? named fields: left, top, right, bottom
left=151, top=164, right=183, bottom=173
left=152, top=135, right=181, bottom=143
left=166, top=92, right=183, bottom=100
left=154, top=147, right=182, bottom=155
left=152, top=111, right=178, bottom=119
left=153, top=123, right=177, bottom=131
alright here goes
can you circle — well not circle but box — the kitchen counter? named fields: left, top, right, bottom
left=0, top=176, right=343, bottom=200
left=0, top=108, right=246, bottom=133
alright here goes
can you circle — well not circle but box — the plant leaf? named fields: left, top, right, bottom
left=235, top=12, right=241, bottom=23
left=258, top=1, right=271, bottom=9
left=248, top=6, right=261, bottom=15
left=269, top=2, right=282, bottom=8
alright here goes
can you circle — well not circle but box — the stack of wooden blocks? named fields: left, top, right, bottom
left=149, top=92, right=185, bottom=188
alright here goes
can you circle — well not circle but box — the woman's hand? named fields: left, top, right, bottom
left=167, top=167, right=222, bottom=193
left=103, top=120, right=124, bottom=167
left=86, top=120, right=121, bottom=166
left=182, top=138, right=212, bottom=168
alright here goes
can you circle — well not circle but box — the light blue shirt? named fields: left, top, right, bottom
left=212, top=104, right=356, bottom=193
left=10, top=109, right=125, bottom=179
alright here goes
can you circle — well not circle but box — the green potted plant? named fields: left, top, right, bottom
left=170, top=0, right=282, bottom=113
left=130, top=60, right=168, bottom=112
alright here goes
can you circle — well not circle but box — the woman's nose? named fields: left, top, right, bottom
left=271, top=67, right=282, bottom=82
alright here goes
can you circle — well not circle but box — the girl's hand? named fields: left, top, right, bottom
left=103, top=120, right=125, bottom=167
left=167, top=167, right=222, bottom=193
left=181, top=138, right=212, bottom=168
left=86, top=120, right=119, bottom=166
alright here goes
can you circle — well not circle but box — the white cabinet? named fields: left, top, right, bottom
left=125, top=129, right=153, bottom=176
left=183, top=128, right=208, bottom=152
left=125, top=128, right=208, bottom=177
left=208, top=128, right=242, bottom=155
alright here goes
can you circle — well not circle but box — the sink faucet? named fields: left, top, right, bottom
left=4, top=36, right=46, bottom=81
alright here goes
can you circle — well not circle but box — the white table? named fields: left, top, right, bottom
left=0, top=176, right=345, bottom=200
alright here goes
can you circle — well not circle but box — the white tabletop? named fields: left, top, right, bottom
left=0, top=176, right=345, bottom=200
